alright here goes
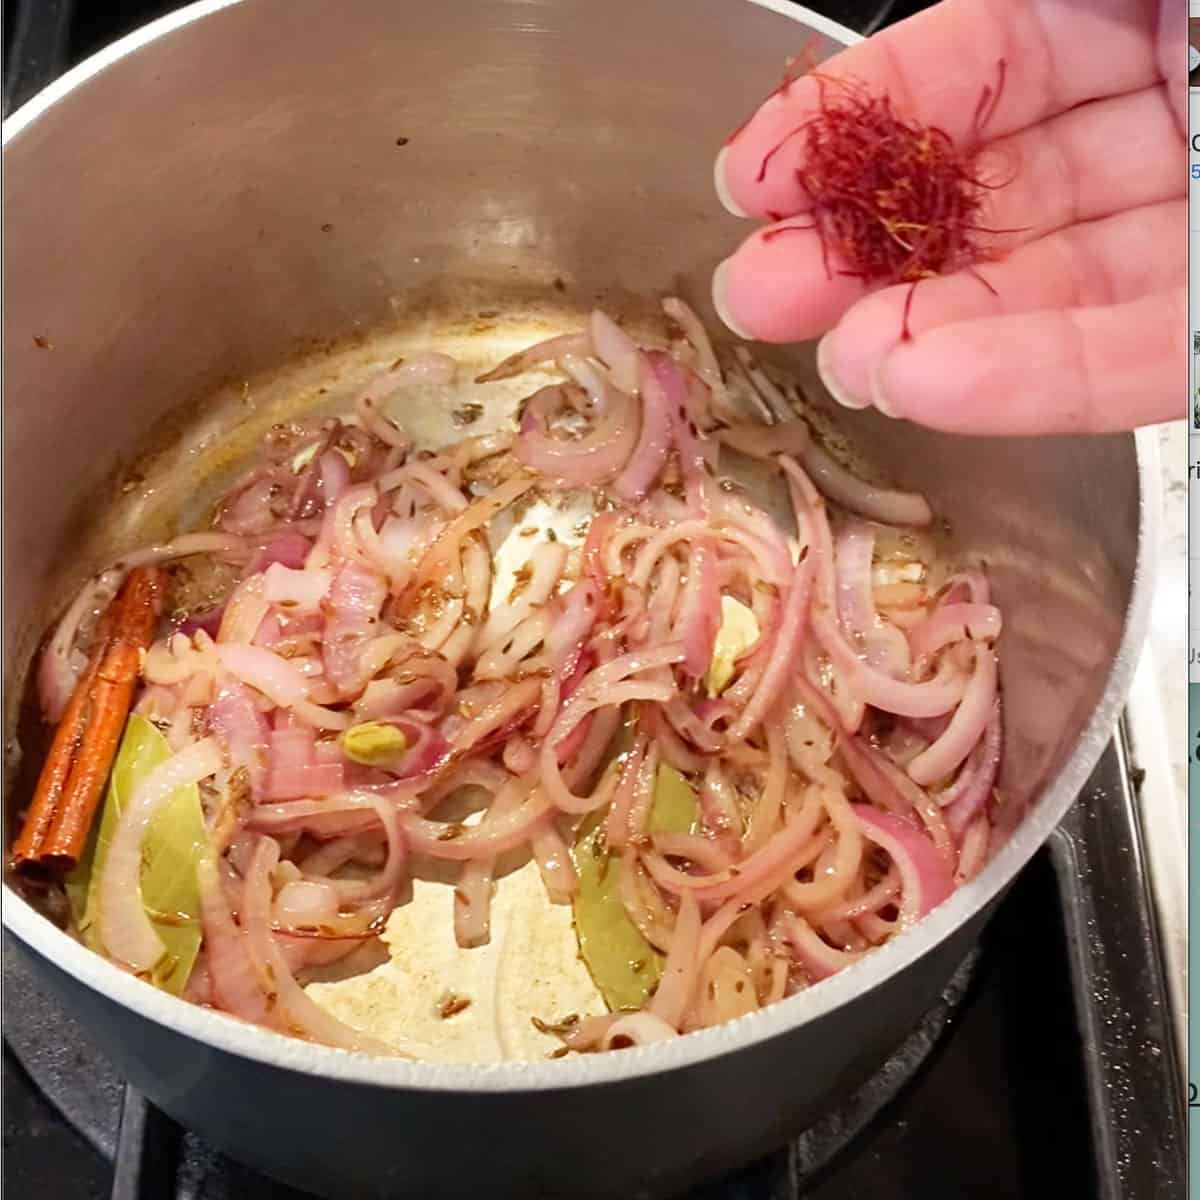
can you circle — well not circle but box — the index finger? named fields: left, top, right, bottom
left=717, top=0, right=1163, bottom=221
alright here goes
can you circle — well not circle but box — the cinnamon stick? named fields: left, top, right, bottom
left=11, top=566, right=163, bottom=871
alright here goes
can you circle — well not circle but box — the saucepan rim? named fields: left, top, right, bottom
left=0, top=0, right=1160, bottom=1094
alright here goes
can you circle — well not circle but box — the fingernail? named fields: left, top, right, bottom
left=868, top=359, right=900, bottom=419
left=712, top=258, right=754, bottom=340
left=713, top=147, right=749, bottom=218
left=816, top=331, right=870, bottom=410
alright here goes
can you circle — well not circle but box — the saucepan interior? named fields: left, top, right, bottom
left=2, top=0, right=1149, bottom=1097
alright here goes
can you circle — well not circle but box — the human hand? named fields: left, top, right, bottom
left=712, top=0, right=1185, bottom=434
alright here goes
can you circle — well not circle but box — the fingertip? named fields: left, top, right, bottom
left=712, top=258, right=754, bottom=340
left=716, top=228, right=862, bottom=344
left=717, top=85, right=817, bottom=221
left=867, top=358, right=902, bottom=419
left=816, top=330, right=871, bottom=410
left=713, top=147, right=749, bottom=218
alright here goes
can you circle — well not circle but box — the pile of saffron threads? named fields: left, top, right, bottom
left=754, top=60, right=1014, bottom=338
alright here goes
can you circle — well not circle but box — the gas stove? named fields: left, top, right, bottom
left=3, top=733, right=1183, bottom=1198
left=2, top=4, right=1188, bottom=1198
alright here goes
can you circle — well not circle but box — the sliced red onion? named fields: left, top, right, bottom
left=542, top=681, right=674, bottom=814
left=729, top=543, right=815, bottom=739
left=115, top=531, right=248, bottom=572
left=178, top=605, right=225, bottom=639
left=318, top=450, right=352, bottom=506
left=354, top=654, right=457, bottom=721
left=851, top=805, right=955, bottom=927
left=648, top=891, right=702, bottom=1030
left=834, top=521, right=911, bottom=676
left=502, top=733, right=538, bottom=775
left=273, top=879, right=340, bottom=929
left=628, top=520, right=710, bottom=588
left=940, top=568, right=991, bottom=606
left=525, top=581, right=600, bottom=730
left=611, top=352, right=673, bottom=502
left=354, top=359, right=449, bottom=448
left=288, top=425, right=341, bottom=519
left=453, top=772, right=534, bottom=947
left=618, top=839, right=677, bottom=951
left=379, top=509, right=425, bottom=558
left=531, top=822, right=578, bottom=903
left=674, top=538, right=721, bottom=679
left=799, top=439, right=932, bottom=528
left=97, top=738, right=223, bottom=971
left=453, top=861, right=494, bottom=949
left=539, top=643, right=684, bottom=812
left=942, top=700, right=1003, bottom=838
left=718, top=421, right=812, bottom=461
left=217, top=574, right=270, bottom=646
left=249, top=529, right=312, bottom=573
left=739, top=721, right=789, bottom=853
left=38, top=568, right=123, bottom=722
left=263, top=563, right=333, bottom=611
left=813, top=609, right=967, bottom=718
left=955, top=813, right=991, bottom=883
left=696, top=757, right=743, bottom=842
left=778, top=790, right=864, bottom=911
left=662, top=297, right=724, bottom=406
left=474, top=609, right=553, bottom=682
left=651, top=352, right=708, bottom=514
left=249, top=796, right=398, bottom=840
left=644, top=808, right=823, bottom=906
left=686, top=946, right=761, bottom=1031
left=601, top=1011, right=680, bottom=1050
left=450, top=676, right=542, bottom=754
left=782, top=694, right=835, bottom=776
left=303, top=484, right=373, bottom=570
left=514, top=381, right=639, bottom=486
left=907, top=645, right=998, bottom=786
left=215, top=644, right=350, bottom=731
left=401, top=781, right=553, bottom=860
left=662, top=695, right=724, bottom=755
left=476, top=332, right=590, bottom=382
left=604, top=737, right=647, bottom=850
left=399, top=460, right=469, bottom=514
left=651, top=832, right=737, bottom=873
left=316, top=794, right=408, bottom=905
left=475, top=540, right=567, bottom=655
left=438, top=535, right=494, bottom=667
left=778, top=913, right=864, bottom=981
left=589, top=310, right=639, bottom=394
left=907, top=602, right=1002, bottom=664
left=208, top=681, right=271, bottom=797
left=264, top=760, right=345, bottom=802
left=708, top=489, right=794, bottom=584
left=220, top=467, right=290, bottom=536
left=732, top=347, right=795, bottom=422
left=815, top=869, right=902, bottom=923
left=564, top=700, right=622, bottom=791
left=322, top=562, right=388, bottom=699
left=241, top=836, right=400, bottom=1054
left=196, top=857, right=270, bottom=1022
left=414, top=474, right=537, bottom=586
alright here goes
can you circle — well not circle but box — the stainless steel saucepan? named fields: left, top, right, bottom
left=1, top=1, right=1154, bottom=1196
